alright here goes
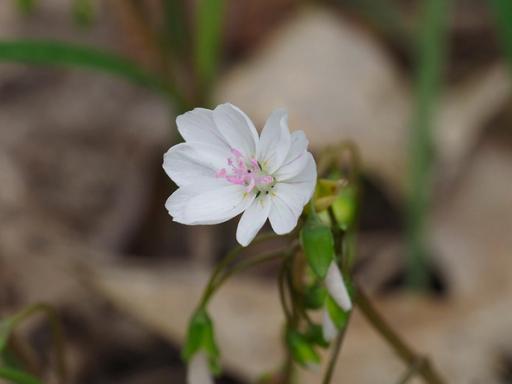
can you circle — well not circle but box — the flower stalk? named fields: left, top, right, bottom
left=356, top=289, right=446, bottom=384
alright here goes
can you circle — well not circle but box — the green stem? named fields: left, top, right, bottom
left=198, top=232, right=288, bottom=308
left=396, top=358, right=427, bottom=384
left=356, top=289, right=446, bottom=384
left=212, top=248, right=291, bottom=291
left=321, top=313, right=352, bottom=384
left=406, top=0, right=449, bottom=290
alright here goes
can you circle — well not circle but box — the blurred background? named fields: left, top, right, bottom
left=0, top=0, right=511, bottom=383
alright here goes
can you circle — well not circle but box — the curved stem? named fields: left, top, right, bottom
left=356, top=289, right=446, bottom=384
left=198, top=232, right=289, bottom=308
left=212, top=248, right=290, bottom=291
left=321, top=313, right=352, bottom=384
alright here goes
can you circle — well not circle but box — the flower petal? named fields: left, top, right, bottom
left=163, top=143, right=227, bottom=187
left=165, top=180, right=227, bottom=224
left=236, top=195, right=271, bottom=246
left=268, top=194, right=300, bottom=235
left=213, top=103, right=259, bottom=157
left=177, top=108, right=230, bottom=151
left=325, top=261, right=352, bottom=311
left=274, top=152, right=309, bottom=181
left=283, top=130, right=309, bottom=165
left=274, top=153, right=317, bottom=205
left=183, top=184, right=254, bottom=225
left=322, top=306, right=338, bottom=342
left=257, top=108, right=291, bottom=173
left=187, top=352, right=214, bottom=384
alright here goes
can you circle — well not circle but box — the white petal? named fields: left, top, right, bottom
left=322, top=306, right=338, bottom=342
left=213, top=103, right=258, bottom=157
left=177, top=108, right=230, bottom=151
left=184, top=184, right=254, bottom=225
left=163, top=143, right=227, bottom=187
left=283, top=130, right=309, bottom=165
left=268, top=194, right=300, bottom=235
left=274, top=152, right=309, bottom=181
left=257, top=108, right=291, bottom=173
left=187, top=352, right=214, bottom=384
left=236, top=195, right=271, bottom=246
left=165, top=180, right=227, bottom=224
left=278, top=153, right=317, bottom=203
left=271, top=183, right=309, bottom=216
left=325, top=261, right=352, bottom=311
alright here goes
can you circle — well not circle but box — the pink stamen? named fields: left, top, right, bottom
left=218, top=148, right=274, bottom=193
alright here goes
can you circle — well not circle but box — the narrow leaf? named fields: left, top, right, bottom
left=489, top=0, right=512, bottom=69
left=406, top=0, right=449, bottom=290
left=0, top=366, right=43, bottom=384
left=195, top=0, right=225, bottom=92
left=0, top=40, right=178, bottom=101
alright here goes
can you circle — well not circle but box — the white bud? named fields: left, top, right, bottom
left=187, top=351, right=214, bottom=384
left=325, top=261, right=352, bottom=311
left=322, top=306, right=338, bottom=342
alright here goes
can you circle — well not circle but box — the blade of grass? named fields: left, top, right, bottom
left=0, top=367, right=43, bottom=384
left=195, top=0, right=225, bottom=101
left=489, top=0, right=512, bottom=69
left=406, top=0, right=450, bottom=290
left=15, top=0, right=36, bottom=15
left=332, top=0, right=411, bottom=50
left=0, top=39, right=183, bottom=104
left=163, top=0, right=189, bottom=57
left=0, top=304, right=66, bottom=384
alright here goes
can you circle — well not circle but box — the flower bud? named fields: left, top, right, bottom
left=322, top=305, right=338, bottom=343
left=300, top=213, right=335, bottom=279
left=325, top=261, right=352, bottom=311
left=187, top=351, right=214, bottom=384
left=286, top=328, right=320, bottom=368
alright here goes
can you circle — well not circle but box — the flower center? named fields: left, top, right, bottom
left=216, top=149, right=274, bottom=193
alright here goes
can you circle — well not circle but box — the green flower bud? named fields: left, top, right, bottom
left=300, top=212, right=335, bottom=279
left=325, top=295, right=349, bottom=330
left=182, top=309, right=221, bottom=374
left=303, top=282, right=327, bottom=310
left=331, top=186, right=357, bottom=230
left=286, top=328, right=320, bottom=367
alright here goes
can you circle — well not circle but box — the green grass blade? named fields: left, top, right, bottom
left=0, top=367, right=43, bottom=384
left=0, top=40, right=180, bottom=101
left=489, top=0, right=512, bottom=68
left=15, top=0, right=36, bottom=15
left=406, top=0, right=450, bottom=290
left=163, top=0, right=189, bottom=57
left=195, top=0, right=225, bottom=97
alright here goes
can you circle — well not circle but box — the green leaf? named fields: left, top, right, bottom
left=0, top=367, right=42, bottom=384
left=331, top=186, right=357, bottom=230
left=163, top=0, right=189, bottom=56
left=15, top=0, right=36, bottom=15
left=195, top=0, right=225, bottom=91
left=303, top=283, right=327, bottom=310
left=406, top=0, right=449, bottom=290
left=489, top=0, right=512, bottom=69
left=304, top=323, right=329, bottom=348
left=0, top=40, right=179, bottom=101
left=286, top=328, right=320, bottom=367
left=326, top=295, right=349, bottom=330
left=0, top=319, right=15, bottom=352
left=0, top=304, right=67, bottom=382
left=182, top=309, right=220, bottom=374
left=300, top=213, right=335, bottom=279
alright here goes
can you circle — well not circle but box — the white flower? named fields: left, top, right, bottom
left=322, top=305, right=338, bottom=342
left=163, top=103, right=317, bottom=246
left=187, top=352, right=214, bottom=384
left=325, top=261, right=352, bottom=311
